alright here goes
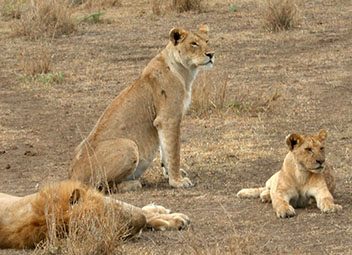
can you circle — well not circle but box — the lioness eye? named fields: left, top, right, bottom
left=305, top=148, right=312, bottom=152
left=191, top=42, right=199, bottom=47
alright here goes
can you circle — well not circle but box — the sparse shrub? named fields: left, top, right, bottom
left=19, top=47, right=65, bottom=85
left=35, top=72, right=65, bottom=84
left=81, top=11, right=104, bottom=23
left=19, top=48, right=51, bottom=76
left=75, top=0, right=120, bottom=9
left=229, top=3, right=238, bottom=13
left=264, top=0, right=299, bottom=31
left=172, top=0, right=202, bottom=13
left=13, top=0, right=76, bottom=39
left=0, top=0, right=27, bottom=19
left=150, top=0, right=164, bottom=15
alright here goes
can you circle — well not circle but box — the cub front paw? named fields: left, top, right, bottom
left=169, top=177, right=193, bottom=188
left=321, top=203, right=342, bottom=213
left=276, top=205, right=296, bottom=218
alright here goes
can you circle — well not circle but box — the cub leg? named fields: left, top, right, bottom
left=272, top=192, right=296, bottom=218
left=309, top=186, right=342, bottom=213
left=70, top=138, right=140, bottom=190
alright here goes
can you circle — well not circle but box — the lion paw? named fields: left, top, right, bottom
left=147, top=213, right=190, bottom=231
left=169, top=177, right=193, bottom=188
left=276, top=205, right=296, bottom=218
left=143, top=204, right=190, bottom=231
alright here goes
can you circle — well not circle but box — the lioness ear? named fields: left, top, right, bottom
left=169, top=28, right=187, bottom=46
left=199, top=24, right=209, bottom=34
left=286, top=133, right=303, bottom=151
left=317, top=129, right=327, bottom=141
left=69, top=188, right=82, bottom=205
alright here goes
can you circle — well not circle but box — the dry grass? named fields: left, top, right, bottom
left=19, top=47, right=51, bottom=76
left=12, top=0, right=76, bottom=39
left=191, top=73, right=229, bottom=116
left=264, top=0, right=300, bottom=31
left=0, top=0, right=27, bottom=19
left=69, top=0, right=120, bottom=10
left=150, top=0, right=167, bottom=16
left=151, top=0, right=203, bottom=15
left=32, top=192, right=127, bottom=255
left=172, top=0, right=202, bottom=12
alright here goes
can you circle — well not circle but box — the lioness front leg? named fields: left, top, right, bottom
left=154, top=116, right=193, bottom=188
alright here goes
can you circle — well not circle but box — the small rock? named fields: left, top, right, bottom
left=5, top=164, right=10, bottom=169
left=24, top=151, right=37, bottom=156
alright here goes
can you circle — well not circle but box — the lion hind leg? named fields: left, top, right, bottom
left=236, top=187, right=266, bottom=199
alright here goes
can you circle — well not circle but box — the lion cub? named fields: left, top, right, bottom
left=237, top=130, right=342, bottom=218
left=69, top=25, right=214, bottom=190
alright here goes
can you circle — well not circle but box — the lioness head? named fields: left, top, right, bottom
left=169, top=24, right=214, bottom=70
left=286, top=129, right=327, bottom=173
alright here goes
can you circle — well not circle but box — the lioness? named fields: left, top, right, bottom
left=0, top=180, right=190, bottom=249
left=237, top=130, right=342, bottom=218
left=69, top=25, right=214, bottom=190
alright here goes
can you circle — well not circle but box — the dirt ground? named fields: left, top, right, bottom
left=0, top=0, right=351, bottom=254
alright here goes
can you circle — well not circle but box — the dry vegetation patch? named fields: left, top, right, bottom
left=151, top=0, right=203, bottom=15
left=11, top=0, right=76, bottom=39
left=32, top=190, right=127, bottom=255
left=264, top=0, right=300, bottom=31
left=191, top=73, right=229, bottom=116
left=71, top=0, right=120, bottom=10
left=0, top=0, right=26, bottom=19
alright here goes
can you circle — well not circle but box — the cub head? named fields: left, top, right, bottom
left=285, top=129, right=327, bottom=173
left=169, top=24, right=214, bottom=70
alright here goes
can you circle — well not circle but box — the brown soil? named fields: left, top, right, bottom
left=0, top=0, right=351, bottom=254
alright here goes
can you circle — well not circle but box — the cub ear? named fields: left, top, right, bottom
left=317, top=129, right=327, bottom=142
left=69, top=188, right=83, bottom=205
left=199, top=24, right=209, bottom=34
left=169, top=28, right=188, bottom=46
left=285, top=133, right=303, bottom=151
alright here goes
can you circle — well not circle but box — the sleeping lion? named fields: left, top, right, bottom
left=0, top=180, right=190, bottom=249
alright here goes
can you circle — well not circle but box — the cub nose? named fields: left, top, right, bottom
left=316, top=159, right=325, bottom=165
left=206, top=52, right=214, bottom=59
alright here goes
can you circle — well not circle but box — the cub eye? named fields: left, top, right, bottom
left=191, top=42, right=199, bottom=47
left=320, top=147, right=325, bottom=151
left=205, top=40, right=209, bottom=43
left=305, top=148, right=312, bottom=152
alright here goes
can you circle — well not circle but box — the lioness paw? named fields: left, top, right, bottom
left=163, top=168, right=188, bottom=179
left=276, top=205, right=296, bottom=218
left=169, top=177, right=193, bottom=188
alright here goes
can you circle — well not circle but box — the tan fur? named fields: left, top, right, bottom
left=237, top=130, right=342, bottom=218
left=69, top=25, right=214, bottom=190
left=0, top=181, right=190, bottom=249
